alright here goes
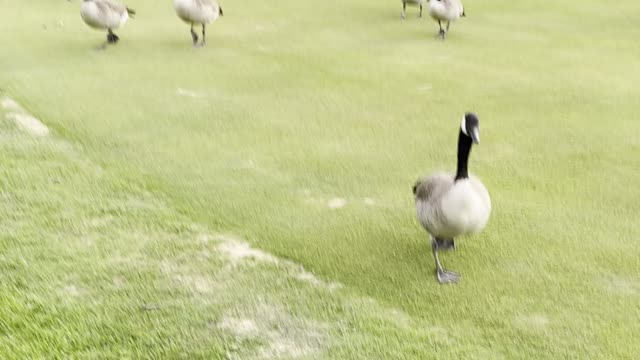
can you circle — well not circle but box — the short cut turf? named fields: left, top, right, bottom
left=1, top=0, right=639, bottom=358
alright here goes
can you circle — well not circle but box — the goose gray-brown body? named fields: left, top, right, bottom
left=80, top=0, right=134, bottom=44
left=428, top=0, right=465, bottom=37
left=80, top=0, right=133, bottom=31
left=174, top=0, right=223, bottom=25
left=414, top=172, right=490, bottom=239
left=401, top=0, right=424, bottom=19
left=413, top=113, right=491, bottom=283
left=173, top=0, right=223, bottom=46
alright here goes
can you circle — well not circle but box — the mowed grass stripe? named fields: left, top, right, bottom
left=1, top=0, right=639, bottom=357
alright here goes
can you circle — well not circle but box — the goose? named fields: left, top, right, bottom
left=401, top=0, right=424, bottom=19
left=80, top=0, right=135, bottom=44
left=428, top=0, right=465, bottom=38
left=173, top=0, right=224, bottom=47
left=412, top=113, right=491, bottom=284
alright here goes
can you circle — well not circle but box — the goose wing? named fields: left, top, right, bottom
left=95, top=0, right=128, bottom=16
left=450, top=0, right=464, bottom=16
left=413, top=173, right=456, bottom=235
left=413, top=172, right=453, bottom=201
left=195, top=0, right=219, bottom=9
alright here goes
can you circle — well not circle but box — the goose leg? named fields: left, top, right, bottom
left=401, top=2, right=406, bottom=19
left=446, top=21, right=451, bottom=33
left=190, top=24, right=199, bottom=46
left=437, top=20, right=445, bottom=38
left=432, top=237, right=460, bottom=284
left=201, top=24, right=206, bottom=46
left=419, top=4, right=423, bottom=18
left=107, top=29, right=119, bottom=43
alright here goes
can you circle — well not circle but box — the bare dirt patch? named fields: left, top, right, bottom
left=215, top=234, right=343, bottom=291
left=220, top=303, right=329, bottom=359
left=1, top=96, right=21, bottom=111
left=216, top=236, right=278, bottom=265
left=62, top=285, right=82, bottom=297
left=513, top=313, right=549, bottom=332
left=363, top=197, right=375, bottom=206
left=601, top=275, right=639, bottom=296
left=1, top=97, right=50, bottom=136
left=327, top=198, right=346, bottom=209
left=176, top=88, right=205, bottom=98
left=219, top=317, right=259, bottom=337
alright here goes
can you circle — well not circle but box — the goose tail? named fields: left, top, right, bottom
left=412, top=180, right=420, bottom=195
left=126, top=7, right=136, bottom=18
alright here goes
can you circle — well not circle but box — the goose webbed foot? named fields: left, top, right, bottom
left=107, top=30, right=119, bottom=43
left=431, top=236, right=459, bottom=284
left=437, top=268, right=460, bottom=284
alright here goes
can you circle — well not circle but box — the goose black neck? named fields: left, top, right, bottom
left=455, top=129, right=473, bottom=181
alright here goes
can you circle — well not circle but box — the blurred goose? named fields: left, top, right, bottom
left=428, top=0, right=465, bottom=38
left=80, top=0, right=135, bottom=44
left=174, top=0, right=224, bottom=47
left=413, top=113, right=491, bottom=284
left=401, top=0, right=424, bottom=19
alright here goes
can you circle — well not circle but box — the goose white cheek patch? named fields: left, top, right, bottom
left=460, top=116, right=468, bottom=135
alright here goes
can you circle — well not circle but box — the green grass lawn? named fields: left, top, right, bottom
left=2, top=0, right=640, bottom=358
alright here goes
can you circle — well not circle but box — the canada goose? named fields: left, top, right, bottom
left=174, top=0, right=224, bottom=47
left=413, top=113, right=491, bottom=284
left=428, top=0, right=465, bottom=38
left=80, top=0, right=135, bottom=44
left=401, top=0, right=424, bottom=19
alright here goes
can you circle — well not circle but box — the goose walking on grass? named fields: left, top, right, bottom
left=174, top=0, right=224, bottom=47
left=428, top=0, right=465, bottom=38
left=80, top=0, right=135, bottom=44
left=401, top=0, right=424, bottom=19
left=413, top=113, right=491, bottom=284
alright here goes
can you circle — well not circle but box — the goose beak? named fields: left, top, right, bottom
left=471, top=128, right=480, bottom=144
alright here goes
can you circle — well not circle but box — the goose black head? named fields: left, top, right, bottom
left=460, top=112, right=480, bottom=144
